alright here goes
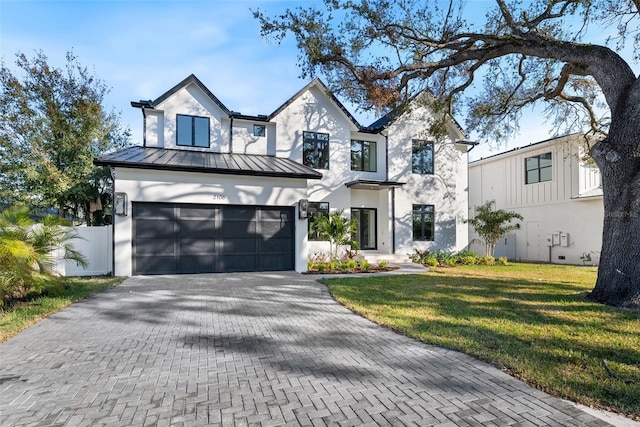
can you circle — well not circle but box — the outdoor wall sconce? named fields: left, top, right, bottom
left=114, top=192, right=128, bottom=216
left=298, top=199, right=308, bottom=219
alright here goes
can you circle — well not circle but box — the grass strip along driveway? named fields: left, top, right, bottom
left=325, top=263, right=640, bottom=420
left=0, top=276, right=122, bottom=343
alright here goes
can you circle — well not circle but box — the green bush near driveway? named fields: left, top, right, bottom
left=325, top=263, right=640, bottom=420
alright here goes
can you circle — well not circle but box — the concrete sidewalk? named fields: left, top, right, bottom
left=1, top=271, right=636, bottom=426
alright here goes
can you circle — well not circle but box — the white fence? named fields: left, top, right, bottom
left=53, top=226, right=112, bottom=276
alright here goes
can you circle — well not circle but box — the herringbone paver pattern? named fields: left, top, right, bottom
left=0, top=272, right=619, bottom=426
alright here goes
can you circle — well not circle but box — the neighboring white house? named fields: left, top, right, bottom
left=95, top=74, right=472, bottom=276
left=468, top=134, right=603, bottom=265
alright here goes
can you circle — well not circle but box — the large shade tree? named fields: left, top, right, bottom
left=0, top=51, right=130, bottom=225
left=255, top=0, right=640, bottom=308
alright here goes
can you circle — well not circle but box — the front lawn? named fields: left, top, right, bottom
left=0, top=276, right=123, bottom=343
left=325, top=263, right=640, bottom=420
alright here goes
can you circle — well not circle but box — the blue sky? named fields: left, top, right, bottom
left=0, top=0, right=630, bottom=161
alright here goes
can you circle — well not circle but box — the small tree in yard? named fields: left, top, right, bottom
left=467, top=200, right=522, bottom=257
left=313, top=209, right=359, bottom=261
left=0, top=205, right=87, bottom=306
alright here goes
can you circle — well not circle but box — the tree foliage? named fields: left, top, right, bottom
left=256, top=0, right=640, bottom=308
left=0, top=205, right=87, bottom=306
left=313, top=209, right=359, bottom=261
left=0, top=51, right=130, bottom=224
left=467, top=200, right=523, bottom=257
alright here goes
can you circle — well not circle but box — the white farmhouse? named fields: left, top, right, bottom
left=468, top=134, right=603, bottom=265
left=95, top=75, right=472, bottom=276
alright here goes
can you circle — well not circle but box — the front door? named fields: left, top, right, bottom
left=351, top=208, right=377, bottom=250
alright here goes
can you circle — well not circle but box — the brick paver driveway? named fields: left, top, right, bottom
left=0, top=272, right=618, bottom=426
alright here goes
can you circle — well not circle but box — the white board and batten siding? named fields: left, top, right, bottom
left=469, top=134, right=603, bottom=265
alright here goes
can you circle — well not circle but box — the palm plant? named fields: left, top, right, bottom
left=0, top=205, right=87, bottom=305
left=466, top=200, right=523, bottom=257
left=313, top=209, right=358, bottom=261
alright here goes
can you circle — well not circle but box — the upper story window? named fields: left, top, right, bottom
left=525, top=152, right=552, bottom=184
left=351, top=140, right=377, bottom=172
left=412, top=204, right=434, bottom=241
left=303, top=131, right=330, bottom=170
left=253, top=124, right=266, bottom=137
left=412, top=140, right=434, bottom=174
left=308, top=202, right=329, bottom=241
left=176, top=114, right=209, bottom=148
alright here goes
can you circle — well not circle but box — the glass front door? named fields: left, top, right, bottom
left=351, top=208, right=377, bottom=250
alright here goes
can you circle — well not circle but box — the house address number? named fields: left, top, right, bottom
left=212, top=194, right=226, bottom=200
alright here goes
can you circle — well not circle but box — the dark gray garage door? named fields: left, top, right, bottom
left=132, top=203, right=295, bottom=275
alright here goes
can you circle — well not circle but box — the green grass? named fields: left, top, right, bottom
left=325, top=263, right=640, bottom=419
left=0, top=276, right=123, bottom=343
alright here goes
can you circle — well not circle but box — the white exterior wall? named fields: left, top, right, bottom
left=113, top=168, right=309, bottom=276
left=386, top=103, right=469, bottom=256
left=469, top=134, right=603, bottom=265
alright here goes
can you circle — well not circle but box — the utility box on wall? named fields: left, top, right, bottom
left=560, top=232, right=570, bottom=247
left=552, top=232, right=561, bottom=246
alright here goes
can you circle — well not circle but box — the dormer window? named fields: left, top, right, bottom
left=176, top=114, right=210, bottom=148
left=253, top=124, right=266, bottom=137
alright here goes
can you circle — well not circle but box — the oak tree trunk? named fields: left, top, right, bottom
left=589, top=79, right=640, bottom=309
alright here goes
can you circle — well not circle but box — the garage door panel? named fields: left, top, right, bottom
left=135, top=205, right=175, bottom=220
left=179, top=238, right=217, bottom=255
left=136, top=255, right=177, bottom=274
left=223, top=238, right=257, bottom=254
left=261, top=238, right=293, bottom=253
left=179, top=207, right=218, bottom=219
left=224, top=207, right=257, bottom=221
left=179, top=220, right=217, bottom=237
left=259, top=254, right=293, bottom=271
left=260, top=222, right=293, bottom=239
left=223, top=255, right=258, bottom=272
left=179, top=255, right=216, bottom=274
left=132, top=203, right=294, bottom=275
left=221, top=221, right=257, bottom=238
left=136, top=238, right=175, bottom=256
left=135, top=220, right=175, bottom=238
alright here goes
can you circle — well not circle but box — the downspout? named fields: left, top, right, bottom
left=229, top=115, right=234, bottom=153
left=384, top=133, right=396, bottom=254
left=141, top=107, right=147, bottom=147
left=109, top=167, right=116, bottom=278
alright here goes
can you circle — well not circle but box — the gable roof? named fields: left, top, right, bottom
left=94, top=146, right=323, bottom=180
left=269, top=78, right=364, bottom=130
left=132, top=74, right=232, bottom=115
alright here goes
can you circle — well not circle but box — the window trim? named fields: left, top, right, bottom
left=412, top=140, right=434, bottom=175
left=303, top=131, right=330, bottom=170
left=351, top=139, right=377, bottom=172
left=176, top=114, right=210, bottom=148
left=412, top=204, right=435, bottom=241
left=308, top=201, right=329, bottom=241
left=525, top=152, right=552, bottom=184
left=253, top=124, right=266, bottom=137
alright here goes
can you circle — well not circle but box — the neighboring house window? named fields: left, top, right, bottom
left=412, top=140, right=434, bottom=174
left=176, top=114, right=209, bottom=147
left=308, top=202, right=329, bottom=241
left=303, top=131, right=330, bottom=169
left=253, top=124, right=266, bottom=137
left=525, top=152, right=552, bottom=184
left=351, top=140, right=377, bottom=172
left=413, top=204, right=434, bottom=241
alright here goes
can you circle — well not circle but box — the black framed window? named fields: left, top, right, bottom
left=176, top=114, right=210, bottom=147
left=308, top=202, right=329, bottom=241
left=253, top=124, right=266, bottom=137
left=351, top=140, right=377, bottom=172
left=351, top=208, right=377, bottom=250
left=412, top=140, right=434, bottom=174
left=412, top=204, right=434, bottom=241
left=303, top=131, right=330, bottom=169
left=525, top=152, right=552, bottom=184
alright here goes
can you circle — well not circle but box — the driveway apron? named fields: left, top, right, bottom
left=0, top=272, right=619, bottom=426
